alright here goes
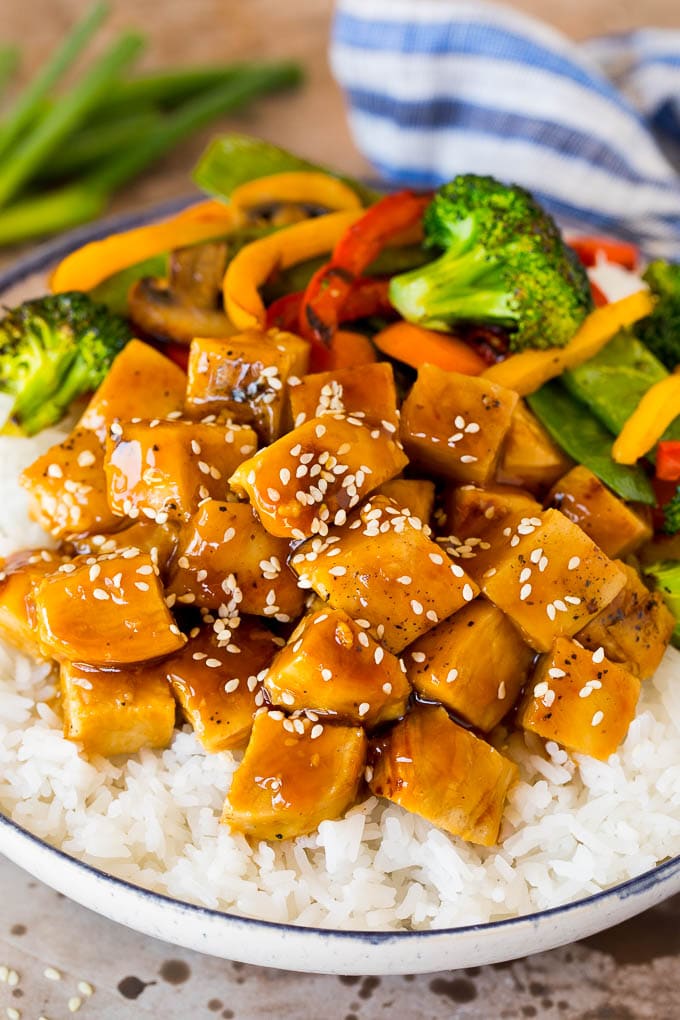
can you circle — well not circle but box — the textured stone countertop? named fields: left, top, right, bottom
left=1, top=1, right=679, bottom=1016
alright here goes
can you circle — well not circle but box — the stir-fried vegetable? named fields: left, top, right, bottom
left=612, top=373, right=680, bottom=465
left=527, top=382, right=656, bottom=504
left=389, top=175, right=593, bottom=351
left=643, top=561, right=680, bottom=645
left=636, top=260, right=680, bottom=370
left=483, top=290, right=655, bottom=395
left=0, top=292, right=131, bottom=436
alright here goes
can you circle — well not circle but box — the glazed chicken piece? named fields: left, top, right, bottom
left=166, top=499, right=304, bottom=620
left=290, top=495, right=479, bottom=653
left=516, top=636, right=641, bottom=760
left=61, top=659, right=176, bottom=757
left=482, top=508, right=626, bottom=651
left=262, top=607, right=411, bottom=727
left=33, top=549, right=186, bottom=664
left=20, top=427, right=119, bottom=539
left=62, top=519, right=181, bottom=580
left=405, top=600, right=534, bottom=731
left=229, top=416, right=407, bottom=539
left=167, top=618, right=279, bottom=752
left=0, top=549, right=66, bottom=656
left=577, top=561, right=675, bottom=679
left=400, top=365, right=518, bottom=485
left=185, top=330, right=309, bottom=442
left=546, top=465, right=653, bottom=559
left=369, top=703, right=518, bottom=846
left=376, top=478, right=435, bottom=527
left=105, top=419, right=257, bottom=522
left=288, top=361, right=399, bottom=430
left=222, top=709, right=367, bottom=840
left=79, top=338, right=187, bottom=441
left=496, top=401, right=572, bottom=493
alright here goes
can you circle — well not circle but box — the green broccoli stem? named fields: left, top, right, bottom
left=7, top=339, right=80, bottom=436
left=642, top=561, right=680, bottom=646
left=0, top=2, right=109, bottom=162
left=0, top=30, right=145, bottom=210
left=18, top=354, right=98, bottom=436
left=389, top=247, right=517, bottom=329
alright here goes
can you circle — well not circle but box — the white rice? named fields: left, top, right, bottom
left=0, top=429, right=679, bottom=931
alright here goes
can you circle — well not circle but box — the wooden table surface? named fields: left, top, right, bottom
left=1, top=1, right=679, bottom=1017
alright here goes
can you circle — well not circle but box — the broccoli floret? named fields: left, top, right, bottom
left=662, top=486, right=680, bottom=535
left=389, top=175, right=593, bottom=352
left=0, top=292, right=131, bottom=436
left=636, top=260, right=680, bottom=370
left=643, top=560, right=680, bottom=647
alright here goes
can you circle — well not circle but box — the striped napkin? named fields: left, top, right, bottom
left=330, top=0, right=680, bottom=258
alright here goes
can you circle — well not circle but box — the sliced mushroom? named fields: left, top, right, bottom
left=128, top=241, right=234, bottom=345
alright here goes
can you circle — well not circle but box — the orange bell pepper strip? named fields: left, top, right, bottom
left=373, top=321, right=486, bottom=375
left=328, top=330, right=378, bottom=369
left=223, top=209, right=363, bottom=333
left=483, top=289, right=655, bottom=396
left=613, top=371, right=680, bottom=464
left=50, top=199, right=237, bottom=293
left=299, top=190, right=430, bottom=345
left=266, top=278, right=393, bottom=333
left=230, top=172, right=362, bottom=218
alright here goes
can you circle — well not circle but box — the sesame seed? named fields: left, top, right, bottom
left=358, top=702, right=370, bottom=717
left=410, top=599, right=423, bottom=615
left=280, top=691, right=295, bottom=706
left=396, top=575, right=411, bottom=584
left=205, top=658, right=222, bottom=668
left=374, top=647, right=384, bottom=665
left=77, top=982, right=94, bottom=998
left=460, top=455, right=478, bottom=464
left=446, top=669, right=458, bottom=683
left=519, top=567, right=532, bottom=584
left=77, top=449, right=96, bottom=468
left=538, top=555, right=549, bottom=572
left=546, top=603, right=556, bottom=621
left=568, top=556, right=581, bottom=570
left=310, top=724, right=324, bottom=740
left=6, top=971, right=18, bottom=988
left=498, top=681, right=506, bottom=699
left=429, top=552, right=444, bottom=565
left=321, top=668, right=332, bottom=682
left=549, top=667, right=566, bottom=679
left=534, top=681, right=549, bottom=698
left=267, top=487, right=280, bottom=502
left=7, top=1008, right=20, bottom=1020
left=592, top=646, right=605, bottom=663
left=411, top=651, right=426, bottom=663
left=530, top=548, right=543, bottom=564
left=68, top=997, right=82, bottom=1014
left=224, top=679, right=240, bottom=694
left=519, top=583, right=532, bottom=601
left=591, top=710, right=604, bottom=727
left=44, top=967, right=61, bottom=981
left=92, top=588, right=109, bottom=600
left=382, top=682, right=392, bottom=695
left=462, top=584, right=474, bottom=602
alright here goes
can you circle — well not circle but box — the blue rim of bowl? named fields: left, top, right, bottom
left=0, top=199, right=678, bottom=944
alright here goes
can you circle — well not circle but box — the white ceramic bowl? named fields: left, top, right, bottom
left=1, top=205, right=679, bottom=975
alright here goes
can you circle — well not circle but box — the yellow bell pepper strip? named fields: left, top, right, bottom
left=613, top=371, right=680, bottom=464
left=483, top=289, right=655, bottom=396
left=229, top=172, right=363, bottom=218
left=50, top=199, right=238, bottom=293
left=223, top=209, right=363, bottom=332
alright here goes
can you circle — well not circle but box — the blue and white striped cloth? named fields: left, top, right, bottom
left=330, top=0, right=680, bottom=258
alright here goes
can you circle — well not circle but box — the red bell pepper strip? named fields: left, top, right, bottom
left=656, top=441, right=680, bottom=482
left=568, top=236, right=639, bottom=271
left=267, top=277, right=394, bottom=333
left=299, top=190, right=430, bottom=346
